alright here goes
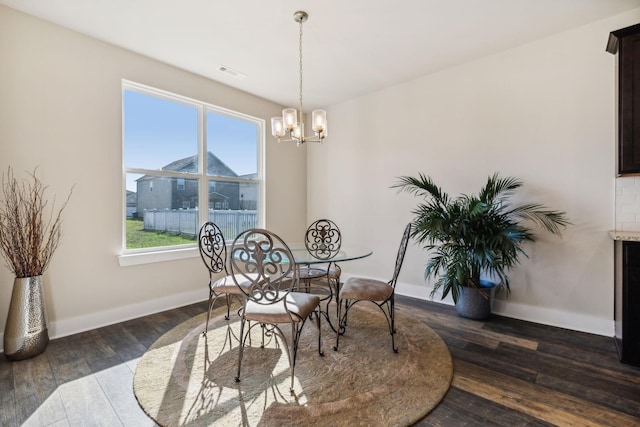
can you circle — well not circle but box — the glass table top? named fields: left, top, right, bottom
left=286, top=243, right=372, bottom=265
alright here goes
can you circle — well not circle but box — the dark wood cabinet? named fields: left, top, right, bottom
left=614, top=240, right=640, bottom=366
left=608, top=23, right=640, bottom=175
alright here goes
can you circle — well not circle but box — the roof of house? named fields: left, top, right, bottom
left=162, top=151, right=238, bottom=177
left=137, top=151, right=239, bottom=182
left=126, top=190, right=137, bottom=205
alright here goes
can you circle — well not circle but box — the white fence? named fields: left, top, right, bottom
left=143, top=209, right=258, bottom=239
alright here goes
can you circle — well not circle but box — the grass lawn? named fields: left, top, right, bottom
left=126, top=219, right=196, bottom=249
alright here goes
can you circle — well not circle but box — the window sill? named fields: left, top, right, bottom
left=118, top=246, right=198, bottom=266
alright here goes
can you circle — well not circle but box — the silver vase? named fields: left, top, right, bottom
left=3, top=275, right=49, bottom=361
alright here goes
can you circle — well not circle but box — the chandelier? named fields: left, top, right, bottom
left=271, top=11, right=327, bottom=145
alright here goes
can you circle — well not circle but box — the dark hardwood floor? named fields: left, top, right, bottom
left=1, top=296, right=639, bottom=426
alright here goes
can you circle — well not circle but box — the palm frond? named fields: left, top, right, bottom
left=479, top=173, right=522, bottom=204
left=507, top=202, right=570, bottom=235
left=392, top=173, right=449, bottom=206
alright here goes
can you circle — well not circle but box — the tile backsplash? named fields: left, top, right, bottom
left=616, top=176, right=640, bottom=231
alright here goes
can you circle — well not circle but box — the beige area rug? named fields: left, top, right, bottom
left=133, top=302, right=453, bottom=427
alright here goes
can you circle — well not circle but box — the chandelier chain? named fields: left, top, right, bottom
left=298, top=18, right=304, bottom=117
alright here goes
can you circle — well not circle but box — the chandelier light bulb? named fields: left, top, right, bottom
left=312, top=110, right=326, bottom=133
left=320, top=123, right=328, bottom=139
left=292, top=123, right=303, bottom=140
left=283, top=108, right=297, bottom=130
left=271, top=117, right=285, bottom=138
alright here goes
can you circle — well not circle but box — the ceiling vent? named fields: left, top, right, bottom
left=217, top=65, right=246, bottom=80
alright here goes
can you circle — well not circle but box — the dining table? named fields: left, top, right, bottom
left=286, top=243, right=373, bottom=332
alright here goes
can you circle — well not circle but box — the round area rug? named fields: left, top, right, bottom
left=133, top=302, right=452, bottom=427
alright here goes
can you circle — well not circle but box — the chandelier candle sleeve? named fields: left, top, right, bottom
left=271, top=117, right=285, bottom=138
left=283, top=109, right=297, bottom=130
left=292, top=124, right=303, bottom=140
left=312, top=110, right=326, bottom=133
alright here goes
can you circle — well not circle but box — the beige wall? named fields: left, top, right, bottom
left=307, top=9, right=640, bottom=335
left=0, top=6, right=307, bottom=345
left=2, top=5, right=639, bottom=345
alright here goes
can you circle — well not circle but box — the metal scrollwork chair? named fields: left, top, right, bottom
left=304, top=218, right=342, bottom=285
left=198, top=222, right=255, bottom=336
left=230, top=228, right=324, bottom=392
left=334, top=223, right=411, bottom=353
left=298, top=219, right=342, bottom=324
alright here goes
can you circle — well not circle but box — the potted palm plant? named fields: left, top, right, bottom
left=0, top=167, right=72, bottom=360
left=393, top=172, right=569, bottom=319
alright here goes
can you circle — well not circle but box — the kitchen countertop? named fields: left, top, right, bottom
left=609, top=230, right=640, bottom=241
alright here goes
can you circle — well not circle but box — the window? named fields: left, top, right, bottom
left=122, top=81, right=262, bottom=258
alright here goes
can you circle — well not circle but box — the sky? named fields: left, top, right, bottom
left=123, top=89, right=258, bottom=191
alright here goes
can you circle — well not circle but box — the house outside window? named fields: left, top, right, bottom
left=122, top=80, right=263, bottom=255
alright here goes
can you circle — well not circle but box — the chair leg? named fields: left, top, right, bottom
left=316, top=306, right=324, bottom=357
left=224, top=294, right=232, bottom=320
left=203, top=290, right=216, bottom=336
left=289, top=322, right=296, bottom=392
left=332, top=278, right=340, bottom=328
left=334, top=298, right=344, bottom=351
left=287, top=311, right=323, bottom=393
left=204, top=292, right=234, bottom=336
left=334, top=297, right=398, bottom=353
left=389, top=296, right=398, bottom=353
left=235, top=317, right=247, bottom=383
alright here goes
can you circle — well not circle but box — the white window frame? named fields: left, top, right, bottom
left=118, top=80, right=265, bottom=266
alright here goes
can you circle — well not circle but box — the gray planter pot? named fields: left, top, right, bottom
left=3, top=275, right=49, bottom=360
left=455, top=281, right=496, bottom=320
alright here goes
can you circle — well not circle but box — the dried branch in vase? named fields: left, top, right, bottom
left=0, top=167, right=73, bottom=278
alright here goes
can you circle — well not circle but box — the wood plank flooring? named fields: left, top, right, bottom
left=0, top=296, right=638, bottom=426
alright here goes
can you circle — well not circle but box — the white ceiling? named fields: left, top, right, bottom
left=2, top=0, right=639, bottom=110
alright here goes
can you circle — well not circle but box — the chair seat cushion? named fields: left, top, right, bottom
left=326, top=265, right=341, bottom=279
left=298, top=264, right=341, bottom=280
left=244, top=292, right=320, bottom=324
left=297, top=266, right=328, bottom=280
left=340, top=277, right=393, bottom=302
left=211, top=274, right=257, bottom=294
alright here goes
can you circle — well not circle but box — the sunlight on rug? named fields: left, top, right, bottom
left=133, top=303, right=452, bottom=427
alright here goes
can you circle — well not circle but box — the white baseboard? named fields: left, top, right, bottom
left=392, top=278, right=614, bottom=337
left=1, top=277, right=614, bottom=354
left=1, top=288, right=206, bottom=354
left=490, top=299, right=614, bottom=337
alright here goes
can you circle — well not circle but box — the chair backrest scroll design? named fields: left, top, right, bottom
left=230, top=228, right=295, bottom=305
left=305, top=219, right=341, bottom=260
left=198, top=222, right=228, bottom=275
